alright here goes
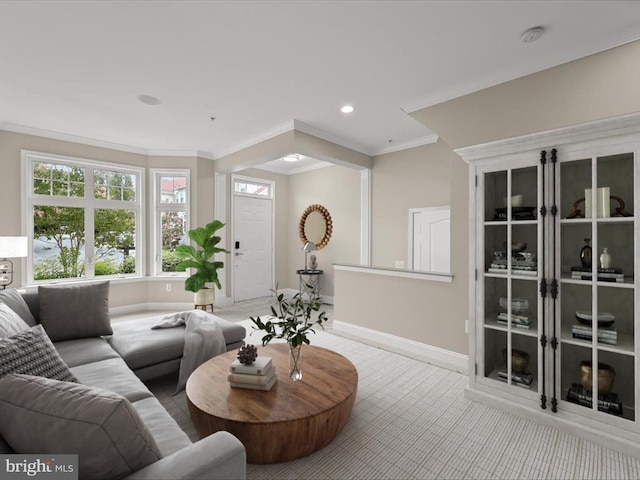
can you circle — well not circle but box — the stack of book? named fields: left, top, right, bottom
left=228, top=356, right=277, bottom=391
left=571, top=266, right=624, bottom=283
left=497, top=370, right=534, bottom=388
left=566, top=383, right=623, bottom=416
left=497, top=313, right=532, bottom=329
left=571, top=324, right=617, bottom=345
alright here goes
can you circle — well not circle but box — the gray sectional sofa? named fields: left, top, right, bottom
left=0, top=283, right=247, bottom=480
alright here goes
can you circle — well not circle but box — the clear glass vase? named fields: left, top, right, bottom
left=289, top=344, right=303, bottom=381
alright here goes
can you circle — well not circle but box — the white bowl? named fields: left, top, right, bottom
left=504, top=195, right=524, bottom=207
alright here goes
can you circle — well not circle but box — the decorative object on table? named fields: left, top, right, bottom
left=600, top=247, right=611, bottom=269
left=489, top=246, right=537, bottom=276
left=236, top=344, right=258, bottom=365
left=299, top=204, right=333, bottom=249
left=580, top=361, right=616, bottom=394
left=580, top=238, right=592, bottom=269
left=249, top=288, right=327, bottom=381
left=0, top=236, right=27, bottom=289
left=302, top=241, right=317, bottom=271
left=498, top=348, right=533, bottom=388
left=571, top=266, right=624, bottom=282
left=572, top=310, right=617, bottom=345
left=228, top=355, right=277, bottom=391
left=174, top=220, right=229, bottom=309
left=308, top=254, right=318, bottom=271
left=564, top=194, right=632, bottom=219
left=574, top=310, right=616, bottom=328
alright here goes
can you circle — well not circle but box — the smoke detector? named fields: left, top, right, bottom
left=521, top=26, right=544, bottom=43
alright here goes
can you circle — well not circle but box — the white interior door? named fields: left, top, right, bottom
left=409, top=206, right=451, bottom=273
left=233, top=195, right=273, bottom=301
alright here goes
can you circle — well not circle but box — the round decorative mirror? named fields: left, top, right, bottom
left=299, top=204, right=333, bottom=249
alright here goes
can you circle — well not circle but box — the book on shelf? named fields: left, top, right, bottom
left=571, top=324, right=617, bottom=337
left=488, top=268, right=537, bottom=276
left=230, top=373, right=277, bottom=391
left=571, top=333, right=617, bottom=345
left=496, top=313, right=530, bottom=324
left=227, top=365, right=276, bottom=385
left=230, top=356, right=273, bottom=375
left=566, top=383, right=622, bottom=416
left=497, top=319, right=531, bottom=330
left=571, top=266, right=623, bottom=274
left=571, top=270, right=624, bottom=282
left=497, top=370, right=534, bottom=387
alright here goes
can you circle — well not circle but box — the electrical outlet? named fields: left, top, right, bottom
left=166, top=283, right=172, bottom=292
left=395, top=260, right=405, bottom=269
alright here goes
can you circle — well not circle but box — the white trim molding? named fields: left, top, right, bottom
left=333, top=320, right=468, bottom=374
left=360, top=169, right=371, bottom=266
left=334, top=264, right=453, bottom=283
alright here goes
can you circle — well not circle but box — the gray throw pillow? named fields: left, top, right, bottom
left=0, top=288, right=37, bottom=327
left=0, top=303, right=30, bottom=338
left=0, top=325, right=77, bottom=382
left=39, top=281, right=112, bottom=341
left=0, top=374, right=163, bottom=480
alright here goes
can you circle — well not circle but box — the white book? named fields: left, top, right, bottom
left=230, top=374, right=277, bottom=391
left=227, top=365, right=276, bottom=385
left=230, top=356, right=273, bottom=375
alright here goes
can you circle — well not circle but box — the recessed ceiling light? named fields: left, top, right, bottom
left=341, top=105, right=354, bottom=114
left=283, top=154, right=299, bottom=162
left=137, top=94, right=162, bottom=106
left=521, top=26, right=544, bottom=43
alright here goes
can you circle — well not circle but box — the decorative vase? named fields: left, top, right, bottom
left=289, top=344, right=303, bottom=381
left=194, top=287, right=215, bottom=306
left=600, top=247, right=611, bottom=269
left=580, top=238, right=592, bottom=269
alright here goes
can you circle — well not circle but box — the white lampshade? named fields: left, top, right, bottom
left=0, top=236, right=28, bottom=258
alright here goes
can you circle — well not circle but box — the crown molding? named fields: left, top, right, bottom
left=212, top=120, right=296, bottom=159
left=0, top=121, right=150, bottom=155
left=147, top=149, right=214, bottom=160
left=372, top=133, right=439, bottom=156
left=402, top=26, right=640, bottom=114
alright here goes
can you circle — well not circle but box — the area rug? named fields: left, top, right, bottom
left=147, top=326, right=640, bottom=480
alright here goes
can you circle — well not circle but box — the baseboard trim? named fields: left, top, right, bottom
left=333, top=320, right=468, bottom=374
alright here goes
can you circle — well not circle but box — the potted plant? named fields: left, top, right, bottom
left=174, top=220, right=229, bottom=307
left=250, top=288, right=327, bottom=381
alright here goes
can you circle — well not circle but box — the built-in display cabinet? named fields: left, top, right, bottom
left=457, top=113, right=640, bottom=457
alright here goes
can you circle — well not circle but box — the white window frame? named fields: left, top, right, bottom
left=151, top=168, right=190, bottom=277
left=233, top=176, right=273, bottom=199
left=22, top=150, right=144, bottom=284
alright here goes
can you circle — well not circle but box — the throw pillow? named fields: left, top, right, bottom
left=0, top=288, right=37, bottom=327
left=0, top=325, right=77, bottom=382
left=0, top=303, right=30, bottom=338
left=0, top=374, right=163, bottom=480
left=39, top=281, right=112, bottom=341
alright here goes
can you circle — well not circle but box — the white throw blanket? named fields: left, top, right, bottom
left=152, top=310, right=226, bottom=392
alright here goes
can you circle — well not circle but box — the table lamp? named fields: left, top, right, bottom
left=0, top=236, right=28, bottom=289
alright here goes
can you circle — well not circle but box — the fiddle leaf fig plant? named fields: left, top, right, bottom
left=174, top=220, right=229, bottom=293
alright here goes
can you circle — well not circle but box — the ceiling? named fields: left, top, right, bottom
left=1, top=1, right=640, bottom=163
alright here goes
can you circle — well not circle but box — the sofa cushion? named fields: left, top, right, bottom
left=132, top=397, right=191, bottom=457
left=54, top=337, right=120, bottom=368
left=109, top=314, right=246, bottom=370
left=39, top=281, right=112, bottom=341
left=0, top=303, right=30, bottom=338
left=70, top=357, right=153, bottom=403
left=0, top=325, right=77, bottom=382
left=0, top=374, right=162, bottom=480
left=0, top=288, right=37, bottom=327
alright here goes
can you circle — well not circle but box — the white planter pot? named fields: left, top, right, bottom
left=194, top=287, right=215, bottom=306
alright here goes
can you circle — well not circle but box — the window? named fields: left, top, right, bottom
left=234, top=179, right=272, bottom=197
left=152, top=169, right=190, bottom=275
left=24, top=152, right=143, bottom=283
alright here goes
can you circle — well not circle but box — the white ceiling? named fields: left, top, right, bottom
left=1, top=1, right=639, bottom=161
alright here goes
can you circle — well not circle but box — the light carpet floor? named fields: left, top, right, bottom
left=147, top=326, right=640, bottom=480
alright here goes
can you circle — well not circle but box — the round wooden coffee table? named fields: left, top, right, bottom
left=186, top=343, right=358, bottom=464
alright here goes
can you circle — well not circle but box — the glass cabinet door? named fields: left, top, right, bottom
left=481, top=165, right=540, bottom=395
left=558, top=152, right=636, bottom=422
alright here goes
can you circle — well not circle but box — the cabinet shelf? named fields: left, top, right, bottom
left=560, top=274, right=635, bottom=288
left=485, top=272, right=539, bottom=281
left=560, top=324, right=634, bottom=356
left=561, top=217, right=634, bottom=225
left=487, top=369, right=538, bottom=393
left=484, top=316, right=538, bottom=338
